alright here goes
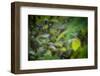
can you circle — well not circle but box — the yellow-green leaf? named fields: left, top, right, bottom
left=72, top=38, right=81, bottom=51
left=43, top=25, right=48, bottom=30
left=60, top=47, right=67, bottom=52
left=56, top=30, right=68, bottom=41
left=49, top=29, right=56, bottom=35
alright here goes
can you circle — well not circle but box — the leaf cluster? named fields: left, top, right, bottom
left=28, top=15, right=88, bottom=60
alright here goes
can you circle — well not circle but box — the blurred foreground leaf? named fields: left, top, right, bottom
left=72, top=38, right=81, bottom=51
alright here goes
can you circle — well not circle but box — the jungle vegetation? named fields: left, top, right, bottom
left=28, top=15, right=88, bottom=60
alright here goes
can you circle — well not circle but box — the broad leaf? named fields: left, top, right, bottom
left=72, top=38, right=81, bottom=51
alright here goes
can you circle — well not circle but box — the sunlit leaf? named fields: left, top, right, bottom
left=71, top=38, right=81, bottom=51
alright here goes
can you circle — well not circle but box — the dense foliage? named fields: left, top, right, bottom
left=28, top=15, right=88, bottom=60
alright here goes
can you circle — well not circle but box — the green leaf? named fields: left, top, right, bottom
left=55, top=42, right=63, bottom=47
left=71, top=38, right=81, bottom=51
left=56, top=30, right=68, bottom=41
left=49, top=29, right=57, bottom=35
left=43, top=24, right=48, bottom=30
left=60, top=47, right=67, bottom=52
left=40, top=34, right=50, bottom=38
left=44, top=50, right=52, bottom=56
